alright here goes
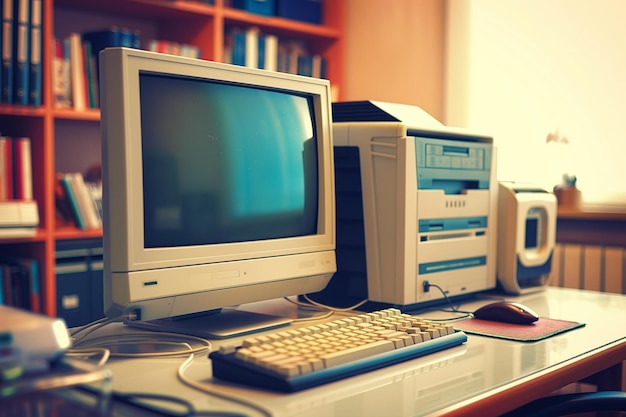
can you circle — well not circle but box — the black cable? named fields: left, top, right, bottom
left=113, top=391, right=250, bottom=417
left=78, top=385, right=249, bottom=417
left=422, top=281, right=473, bottom=321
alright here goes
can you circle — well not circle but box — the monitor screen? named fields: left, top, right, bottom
left=139, top=73, right=319, bottom=248
left=100, top=48, right=336, bottom=334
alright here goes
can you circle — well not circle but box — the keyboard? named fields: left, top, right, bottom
left=209, top=308, right=467, bottom=392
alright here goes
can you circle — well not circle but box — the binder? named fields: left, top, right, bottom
left=28, top=0, right=42, bottom=106
left=12, top=0, right=30, bottom=105
left=2, top=0, right=14, bottom=103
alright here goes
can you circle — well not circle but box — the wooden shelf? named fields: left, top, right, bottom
left=557, top=204, right=626, bottom=247
left=55, top=227, right=103, bottom=240
left=53, top=108, right=101, bottom=121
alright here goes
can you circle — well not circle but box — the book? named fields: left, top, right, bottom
left=86, top=180, right=102, bottom=224
left=179, top=43, right=200, bottom=59
left=297, top=54, right=313, bottom=77
left=12, top=136, right=32, bottom=200
left=81, top=26, right=123, bottom=51
left=311, top=54, right=326, bottom=79
left=52, top=37, right=71, bottom=108
left=14, top=257, right=39, bottom=312
left=12, top=0, right=30, bottom=105
left=83, top=40, right=96, bottom=108
left=245, top=26, right=259, bottom=68
left=1, top=0, right=14, bottom=103
left=277, top=43, right=289, bottom=73
left=82, top=26, right=141, bottom=79
left=26, top=257, right=39, bottom=312
left=0, top=257, right=40, bottom=311
left=28, top=0, right=42, bottom=106
left=54, top=172, right=75, bottom=226
left=81, top=26, right=122, bottom=81
left=3, top=262, right=26, bottom=308
left=1, top=263, right=18, bottom=306
left=230, top=28, right=246, bottom=66
left=287, top=41, right=307, bottom=75
left=0, top=136, right=12, bottom=201
left=68, top=172, right=100, bottom=229
left=0, top=200, right=39, bottom=237
left=222, top=30, right=233, bottom=64
left=68, top=32, right=86, bottom=110
left=263, top=34, right=278, bottom=71
left=119, top=27, right=135, bottom=48
left=0, top=266, right=4, bottom=304
left=60, top=173, right=86, bottom=229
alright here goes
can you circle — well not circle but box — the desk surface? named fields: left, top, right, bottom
left=83, top=287, right=625, bottom=417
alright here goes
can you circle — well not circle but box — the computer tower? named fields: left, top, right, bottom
left=310, top=101, right=498, bottom=310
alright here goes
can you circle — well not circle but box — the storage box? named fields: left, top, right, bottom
left=55, top=239, right=104, bottom=327
left=276, top=0, right=322, bottom=24
left=232, top=0, right=275, bottom=16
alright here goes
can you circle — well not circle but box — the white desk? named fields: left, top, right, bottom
left=33, top=287, right=626, bottom=416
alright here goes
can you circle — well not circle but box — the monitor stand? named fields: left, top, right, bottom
left=127, top=309, right=293, bottom=339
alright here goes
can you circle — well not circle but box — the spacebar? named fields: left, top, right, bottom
left=321, top=340, right=396, bottom=368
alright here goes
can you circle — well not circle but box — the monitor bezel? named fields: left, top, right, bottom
left=100, top=48, right=335, bottom=320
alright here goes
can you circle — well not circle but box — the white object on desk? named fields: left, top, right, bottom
left=0, top=305, right=71, bottom=372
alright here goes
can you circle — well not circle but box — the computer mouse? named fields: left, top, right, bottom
left=473, top=301, right=539, bottom=324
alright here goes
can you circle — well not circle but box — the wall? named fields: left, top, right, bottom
left=444, top=0, right=626, bottom=204
left=342, top=0, right=445, bottom=121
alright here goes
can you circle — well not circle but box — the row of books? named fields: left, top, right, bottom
left=147, top=39, right=201, bottom=59
left=55, top=172, right=102, bottom=230
left=225, top=26, right=327, bottom=78
left=0, top=136, right=38, bottom=238
left=53, top=27, right=141, bottom=111
left=1, top=256, right=41, bottom=312
left=52, top=26, right=205, bottom=110
left=0, top=135, right=33, bottom=201
left=1, top=0, right=43, bottom=106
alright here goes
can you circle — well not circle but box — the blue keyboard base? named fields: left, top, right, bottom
left=210, top=330, right=467, bottom=392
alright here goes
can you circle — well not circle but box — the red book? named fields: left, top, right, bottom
left=0, top=136, right=13, bottom=200
left=13, top=136, right=33, bottom=200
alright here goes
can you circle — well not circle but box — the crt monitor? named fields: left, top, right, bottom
left=99, top=47, right=336, bottom=337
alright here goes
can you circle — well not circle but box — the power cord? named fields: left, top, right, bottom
left=422, top=281, right=473, bottom=321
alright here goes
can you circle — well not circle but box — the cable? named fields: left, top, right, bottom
left=421, top=281, right=473, bottom=321
left=65, top=346, right=111, bottom=367
left=77, top=383, right=249, bottom=417
left=177, top=354, right=273, bottom=417
left=282, top=295, right=369, bottom=322
left=113, top=391, right=250, bottom=417
left=71, top=313, right=137, bottom=345
left=69, top=325, right=256, bottom=416
left=291, top=310, right=334, bottom=323
left=282, top=296, right=335, bottom=322
left=72, top=331, right=212, bottom=358
left=302, top=294, right=369, bottom=312
left=112, top=391, right=196, bottom=417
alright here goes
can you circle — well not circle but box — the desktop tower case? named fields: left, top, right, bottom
left=310, top=101, right=498, bottom=310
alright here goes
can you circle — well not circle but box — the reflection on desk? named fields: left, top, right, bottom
left=9, top=287, right=624, bottom=417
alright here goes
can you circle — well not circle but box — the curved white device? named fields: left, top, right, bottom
left=497, top=182, right=557, bottom=294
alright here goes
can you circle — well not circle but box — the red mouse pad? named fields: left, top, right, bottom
left=454, top=317, right=585, bottom=342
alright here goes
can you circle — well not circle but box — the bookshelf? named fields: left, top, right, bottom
left=0, top=0, right=345, bottom=317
